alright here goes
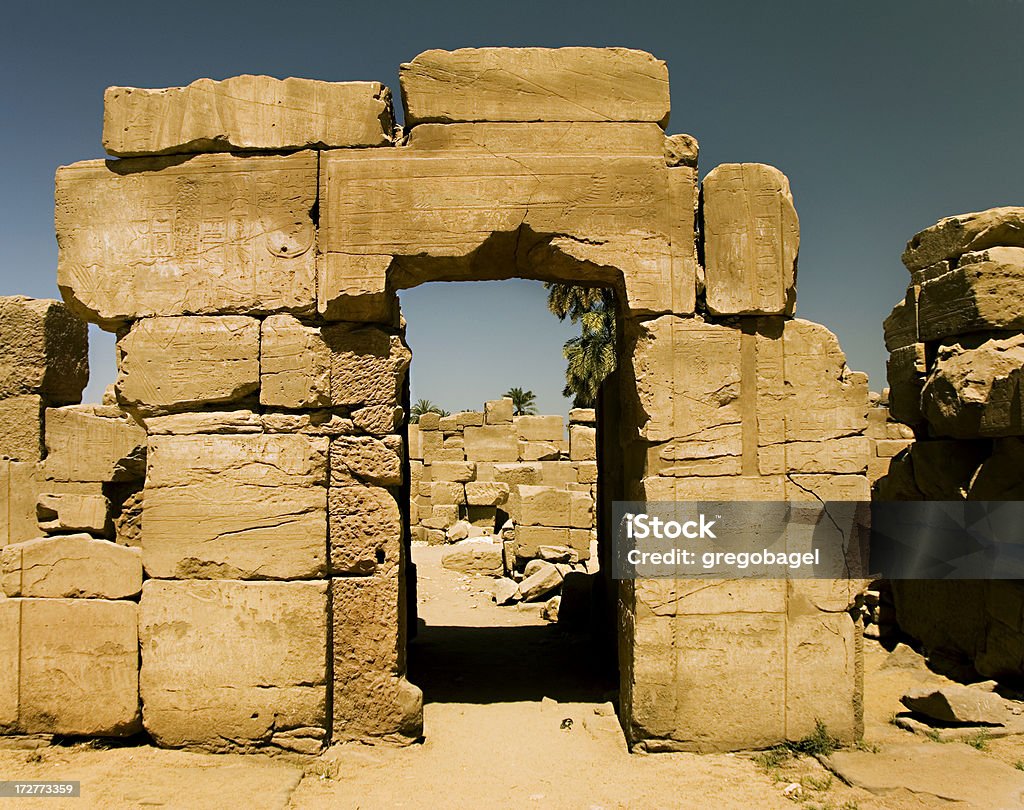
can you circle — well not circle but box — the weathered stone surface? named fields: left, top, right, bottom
left=330, top=435, right=402, bottom=486
left=0, top=395, right=42, bottom=461
left=515, top=526, right=591, bottom=560
left=441, top=541, right=504, bottom=576
left=144, top=410, right=263, bottom=434
left=902, top=206, right=1024, bottom=271
left=56, top=152, right=317, bottom=328
left=329, top=485, right=401, bottom=574
left=45, top=404, right=147, bottom=482
left=144, top=434, right=327, bottom=579
left=117, top=316, right=260, bottom=412
left=514, top=486, right=592, bottom=528
left=484, top=398, right=514, bottom=424
left=463, top=424, right=518, bottom=462
left=140, top=580, right=328, bottom=751
left=464, top=481, right=509, bottom=506
left=332, top=573, right=422, bottom=743
left=492, top=577, right=520, bottom=604
left=917, top=259, right=1024, bottom=340
left=901, top=684, right=1008, bottom=725
left=260, top=314, right=330, bottom=408
left=13, top=598, right=141, bottom=736
left=887, top=343, right=927, bottom=426
left=104, top=76, right=393, bottom=156
left=969, top=438, right=1024, bottom=499
left=883, top=291, right=917, bottom=351
left=569, top=424, right=597, bottom=461
left=36, top=492, right=109, bottom=534
left=518, top=561, right=563, bottom=601
left=518, top=441, right=560, bottom=461
left=429, top=461, right=476, bottom=483
left=400, top=48, right=670, bottom=127
left=0, top=297, right=88, bottom=403
left=493, top=462, right=542, bottom=487
left=0, top=600, right=16, bottom=729
left=324, top=323, right=409, bottom=408
left=922, top=334, right=1024, bottom=437
left=664, top=133, right=699, bottom=167
left=114, top=490, right=144, bottom=547
left=703, top=163, right=799, bottom=316
left=568, top=407, right=596, bottom=424
left=1, top=463, right=104, bottom=546
left=1, top=533, right=141, bottom=598
left=514, top=415, right=564, bottom=442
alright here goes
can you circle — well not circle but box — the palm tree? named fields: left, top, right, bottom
left=410, top=399, right=450, bottom=423
left=545, top=283, right=616, bottom=408
left=504, top=387, right=538, bottom=416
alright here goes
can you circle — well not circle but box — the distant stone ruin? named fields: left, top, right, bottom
left=0, top=47, right=872, bottom=754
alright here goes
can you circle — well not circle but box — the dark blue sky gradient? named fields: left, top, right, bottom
left=2, top=0, right=1021, bottom=409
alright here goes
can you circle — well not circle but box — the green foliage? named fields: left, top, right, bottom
left=410, top=399, right=449, bottom=422
left=1014, top=760, right=1024, bottom=771
left=753, top=745, right=792, bottom=770
left=504, top=387, right=538, bottom=416
left=963, top=730, right=990, bottom=751
left=790, top=720, right=840, bottom=757
left=545, top=283, right=616, bottom=408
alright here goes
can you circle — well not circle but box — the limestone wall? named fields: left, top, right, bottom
left=866, top=390, right=914, bottom=485
left=0, top=47, right=873, bottom=754
left=879, top=209, right=1024, bottom=684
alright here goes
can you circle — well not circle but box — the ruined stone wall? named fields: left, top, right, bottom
left=409, top=399, right=597, bottom=564
left=866, top=391, right=914, bottom=485
left=879, top=209, right=1024, bottom=684
left=0, top=47, right=872, bottom=753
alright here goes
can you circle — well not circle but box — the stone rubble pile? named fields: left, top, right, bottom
left=879, top=207, right=1024, bottom=684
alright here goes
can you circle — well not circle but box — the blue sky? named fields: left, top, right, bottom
left=2, top=1, right=1022, bottom=412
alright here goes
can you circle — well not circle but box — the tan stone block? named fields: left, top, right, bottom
left=1, top=533, right=141, bottom=598
left=143, top=410, right=262, bottom=435
left=785, top=613, right=860, bottom=741
left=664, top=133, right=699, bottom=167
left=782, top=437, right=870, bottom=474
left=484, top=398, right=514, bottom=424
left=322, top=323, right=409, bottom=408
left=922, top=334, right=1024, bottom=438
left=918, top=260, right=1024, bottom=340
left=36, top=492, right=109, bottom=534
left=140, top=580, right=327, bottom=751
left=703, top=163, right=799, bottom=316
left=432, top=446, right=465, bottom=461
left=330, top=435, right=402, bottom=486
left=103, top=76, right=393, bottom=156
left=514, top=415, right=564, bottom=442
left=316, top=253, right=397, bottom=323
left=144, top=434, right=327, bottom=579
left=474, top=462, right=495, bottom=481
left=45, top=404, right=146, bottom=482
left=443, top=435, right=464, bottom=449
left=883, top=291, right=918, bottom=351
left=0, top=395, right=42, bottom=461
left=463, top=424, right=518, bottom=462
left=400, top=48, right=670, bottom=126
left=493, top=462, right=542, bottom=486
left=116, top=316, right=260, bottom=412
left=518, top=441, right=560, bottom=461
left=636, top=577, right=786, bottom=616
left=2, top=463, right=102, bottom=546
left=465, top=481, right=509, bottom=507
left=639, top=474, right=786, bottom=501
left=352, top=404, right=403, bottom=436
left=417, top=412, right=440, bottom=430
left=332, top=573, right=422, bottom=743
left=260, top=314, right=330, bottom=408
left=514, top=485, right=592, bottom=528
left=0, top=600, right=17, bottom=730
left=56, top=152, right=317, bottom=328
left=0, top=297, right=88, bottom=403
left=569, top=407, right=597, bottom=424
left=569, top=424, right=597, bottom=461
left=17, top=598, right=140, bottom=736
left=454, top=410, right=483, bottom=427
left=577, top=461, right=598, bottom=484
left=514, top=526, right=591, bottom=560
left=429, top=461, right=476, bottom=483
left=429, top=482, right=466, bottom=504
left=437, top=414, right=458, bottom=431
left=538, top=461, right=579, bottom=487
left=329, top=485, right=401, bottom=574
left=887, top=343, right=927, bottom=426
left=902, top=206, right=1024, bottom=271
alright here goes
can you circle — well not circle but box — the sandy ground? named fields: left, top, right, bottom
left=1, top=545, right=1022, bottom=809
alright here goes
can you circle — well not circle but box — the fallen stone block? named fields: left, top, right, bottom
left=1, top=533, right=141, bottom=599
left=56, top=152, right=318, bottom=328
left=36, top=492, right=109, bottom=534
left=441, top=540, right=504, bottom=577
left=519, top=561, right=563, bottom=601
left=492, top=577, right=520, bottom=605
left=702, top=163, right=799, bottom=316
left=44, top=404, right=146, bottom=482
left=144, top=434, right=328, bottom=580
left=0, top=297, right=88, bottom=404
left=103, top=76, right=393, bottom=156
left=902, top=206, right=1024, bottom=271
left=901, top=684, right=1009, bottom=725
left=921, top=334, right=1024, bottom=437
left=116, top=316, right=260, bottom=412
left=140, top=579, right=328, bottom=752
left=399, top=47, right=670, bottom=127
left=0, top=395, right=42, bottom=461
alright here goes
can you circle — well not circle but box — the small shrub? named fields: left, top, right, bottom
left=791, top=720, right=840, bottom=757
left=753, top=745, right=792, bottom=770
left=802, top=773, right=834, bottom=792
left=963, top=730, right=990, bottom=751
left=1014, top=760, right=1024, bottom=771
